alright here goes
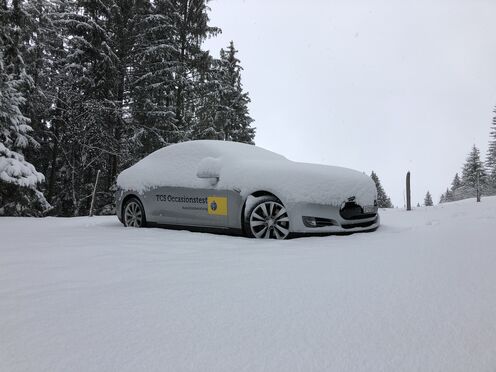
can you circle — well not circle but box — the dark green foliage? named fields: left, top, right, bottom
left=440, top=187, right=452, bottom=203
left=451, top=173, right=462, bottom=190
left=0, top=1, right=48, bottom=215
left=192, top=41, right=255, bottom=143
left=462, top=145, right=486, bottom=189
left=0, top=181, right=49, bottom=216
left=370, top=171, right=393, bottom=208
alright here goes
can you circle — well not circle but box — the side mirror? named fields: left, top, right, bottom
left=196, top=157, right=221, bottom=184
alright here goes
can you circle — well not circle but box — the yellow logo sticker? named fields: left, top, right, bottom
left=208, top=196, right=228, bottom=216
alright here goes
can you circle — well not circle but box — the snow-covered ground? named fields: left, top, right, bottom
left=1, top=198, right=496, bottom=372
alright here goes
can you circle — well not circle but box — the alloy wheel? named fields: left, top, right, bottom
left=249, top=201, right=290, bottom=239
left=124, top=201, right=143, bottom=227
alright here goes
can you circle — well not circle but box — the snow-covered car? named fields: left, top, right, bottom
left=116, top=140, right=379, bottom=239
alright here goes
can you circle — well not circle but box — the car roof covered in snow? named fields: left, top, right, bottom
left=145, top=140, right=286, bottom=162
left=117, top=141, right=286, bottom=193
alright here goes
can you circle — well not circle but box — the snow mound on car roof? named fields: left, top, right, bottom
left=117, top=140, right=376, bottom=207
left=117, top=140, right=285, bottom=191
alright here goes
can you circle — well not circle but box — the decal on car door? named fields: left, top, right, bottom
left=208, top=196, right=227, bottom=216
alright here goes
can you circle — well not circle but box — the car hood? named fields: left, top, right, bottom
left=218, top=159, right=377, bottom=207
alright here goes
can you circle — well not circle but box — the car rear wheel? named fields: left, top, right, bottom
left=123, top=198, right=146, bottom=228
left=245, top=196, right=290, bottom=239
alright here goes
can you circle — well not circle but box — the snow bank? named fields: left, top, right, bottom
left=2, top=197, right=496, bottom=371
left=117, top=140, right=376, bottom=207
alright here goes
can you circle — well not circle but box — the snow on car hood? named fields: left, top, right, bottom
left=218, top=159, right=377, bottom=207
left=117, top=141, right=377, bottom=207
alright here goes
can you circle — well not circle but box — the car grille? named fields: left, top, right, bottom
left=340, top=202, right=377, bottom=220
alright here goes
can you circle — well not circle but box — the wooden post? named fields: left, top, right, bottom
left=406, top=171, right=411, bottom=211
left=476, top=171, right=481, bottom=202
left=89, top=169, right=100, bottom=217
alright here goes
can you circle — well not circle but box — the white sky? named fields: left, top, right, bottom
left=204, top=0, right=496, bottom=207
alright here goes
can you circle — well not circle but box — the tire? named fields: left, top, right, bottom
left=123, top=197, right=147, bottom=228
left=244, top=195, right=290, bottom=239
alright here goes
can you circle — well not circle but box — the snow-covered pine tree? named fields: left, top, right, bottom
left=192, top=41, right=255, bottom=143
left=0, top=49, right=48, bottom=215
left=439, top=187, right=453, bottom=203
left=21, top=0, right=56, bottom=134
left=216, top=42, right=254, bottom=143
left=424, top=191, right=433, bottom=206
left=48, top=0, right=121, bottom=215
left=444, top=187, right=453, bottom=202
left=95, top=0, right=136, bottom=198
left=168, top=0, right=220, bottom=137
left=130, top=0, right=222, bottom=155
left=129, top=0, right=178, bottom=158
left=486, top=106, right=496, bottom=192
left=461, top=145, right=487, bottom=198
left=451, top=173, right=461, bottom=190
left=370, top=171, right=393, bottom=208
left=20, top=0, right=68, bottom=203
left=191, top=57, right=225, bottom=140
left=106, top=0, right=141, bottom=184
left=0, top=1, right=49, bottom=215
left=448, top=172, right=465, bottom=201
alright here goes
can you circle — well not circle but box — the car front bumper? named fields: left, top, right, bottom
left=287, top=202, right=380, bottom=234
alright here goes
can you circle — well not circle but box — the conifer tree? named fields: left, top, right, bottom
left=0, top=1, right=48, bottom=215
left=448, top=172, right=465, bottom=201
left=22, top=0, right=56, bottom=134
left=424, top=191, right=433, bottom=206
left=21, top=0, right=67, bottom=202
left=192, top=60, right=225, bottom=140
left=440, top=187, right=454, bottom=203
left=370, top=171, right=393, bottom=208
left=169, top=0, right=220, bottom=135
left=130, top=0, right=178, bottom=157
left=487, top=106, right=496, bottom=188
left=0, top=50, right=48, bottom=214
left=444, top=188, right=453, bottom=202
left=451, top=173, right=462, bottom=191
left=193, top=41, right=255, bottom=143
left=461, top=145, right=487, bottom=190
left=216, top=41, right=255, bottom=143
left=45, top=0, right=122, bottom=215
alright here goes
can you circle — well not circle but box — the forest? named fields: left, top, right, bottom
left=0, top=0, right=255, bottom=216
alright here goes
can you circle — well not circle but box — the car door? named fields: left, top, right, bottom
left=142, top=150, right=244, bottom=230
left=148, top=185, right=228, bottom=228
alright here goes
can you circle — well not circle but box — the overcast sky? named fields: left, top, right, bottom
left=204, top=0, right=496, bottom=207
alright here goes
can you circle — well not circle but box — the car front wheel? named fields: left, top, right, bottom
left=123, top=198, right=146, bottom=228
left=245, top=196, right=290, bottom=239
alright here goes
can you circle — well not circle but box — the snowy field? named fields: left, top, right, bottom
left=1, top=198, right=496, bottom=372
